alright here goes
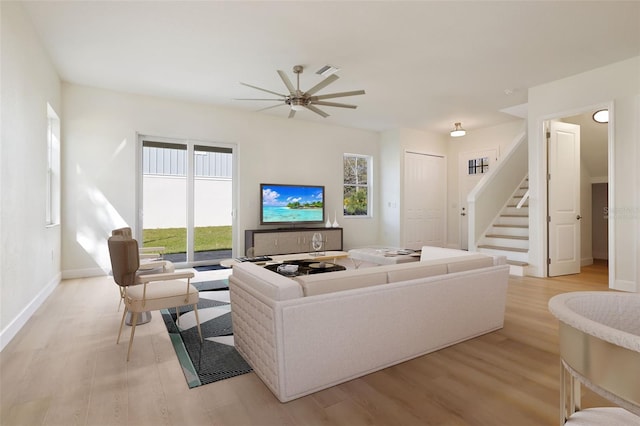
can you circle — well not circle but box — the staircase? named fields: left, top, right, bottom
left=477, top=177, right=529, bottom=276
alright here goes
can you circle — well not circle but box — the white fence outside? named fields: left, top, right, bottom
left=142, top=175, right=232, bottom=229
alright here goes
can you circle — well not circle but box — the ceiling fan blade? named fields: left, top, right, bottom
left=304, top=74, right=339, bottom=96
left=311, top=90, right=366, bottom=100
left=304, top=104, right=329, bottom=118
left=311, top=100, right=358, bottom=109
left=235, top=98, right=285, bottom=101
left=277, top=70, right=296, bottom=94
left=240, top=82, right=287, bottom=97
left=288, top=109, right=296, bottom=119
left=256, top=103, right=286, bottom=112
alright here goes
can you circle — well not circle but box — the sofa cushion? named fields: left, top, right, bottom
left=447, top=256, right=494, bottom=273
left=386, top=263, right=448, bottom=283
left=231, top=263, right=303, bottom=301
left=295, top=269, right=388, bottom=297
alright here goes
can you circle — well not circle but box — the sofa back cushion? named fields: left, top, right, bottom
left=295, top=269, right=388, bottom=297
left=386, top=263, right=448, bottom=283
left=446, top=256, right=494, bottom=273
left=231, top=263, right=303, bottom=301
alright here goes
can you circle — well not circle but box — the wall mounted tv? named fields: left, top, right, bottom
left=260, top=183, right=325, bottom=226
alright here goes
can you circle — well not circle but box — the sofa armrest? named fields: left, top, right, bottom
left=231, top=263, right=303, bottom=301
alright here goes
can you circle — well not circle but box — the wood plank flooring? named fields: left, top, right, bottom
left=1, top=261, right=615, bottom=425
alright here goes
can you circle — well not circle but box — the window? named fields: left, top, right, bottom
left=46, top=103, right=60, bottom=226
left=343, top=154, right=371, bottom=217
left=468, top=156, right=489, bottom=175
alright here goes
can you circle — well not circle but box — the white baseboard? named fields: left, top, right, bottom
left=62, top=267, right=108, bottom=280
left=0, top=273, right=61, bottom=352
left=581, top=257, right=594, bottom=267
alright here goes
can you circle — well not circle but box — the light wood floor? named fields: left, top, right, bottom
left=1, top=261, right=614, bottom=425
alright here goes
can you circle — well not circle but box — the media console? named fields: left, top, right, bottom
left=245, top=227, right=343, bottom=256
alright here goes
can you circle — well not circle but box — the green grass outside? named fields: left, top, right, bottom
left=143, top=226, right=232, bottom=254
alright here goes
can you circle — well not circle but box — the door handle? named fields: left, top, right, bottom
left=576, top=214, right=582, bottom=220
left=460, top=212, right=466, bottom=216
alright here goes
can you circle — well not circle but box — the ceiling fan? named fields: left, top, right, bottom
left=237, top=65, right=365, bottom=118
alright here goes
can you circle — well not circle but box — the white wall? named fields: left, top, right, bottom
left=0, top=2, right=62, bottom=348
left=528, top=56, right=639, bottom=291
left=61, top=83, right=379, bottom=277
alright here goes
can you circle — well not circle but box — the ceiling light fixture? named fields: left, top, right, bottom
left=316, top=65, right=340, bottom=76
left=592, top=109, right=609, bottom=123
left=450, top=122, right=466, bottom=137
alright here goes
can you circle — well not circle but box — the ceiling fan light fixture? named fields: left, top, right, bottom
left=316, top=65, right=340, bottom=76
left=291, top=104, right=304, bottom=111
left=593, top=109, right=609, bottom=123
left=450, top=122, right=466, bottom=137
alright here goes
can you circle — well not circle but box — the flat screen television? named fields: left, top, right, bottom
left=260, top=183, right=325, bottom=225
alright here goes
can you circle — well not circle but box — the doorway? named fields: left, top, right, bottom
left=546, top=109, right=609, bottom=277
left=138, top=136, right=235, bottom=267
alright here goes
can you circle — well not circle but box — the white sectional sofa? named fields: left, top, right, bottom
left=229, top=250, right=509, bottom=402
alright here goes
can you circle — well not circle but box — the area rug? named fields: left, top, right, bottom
left=161, top=278, right=252, bottom=388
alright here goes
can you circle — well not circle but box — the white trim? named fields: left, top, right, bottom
left=0, top=274, right=61, bottom=351
left=613, top=280, right=637, bottom=293
left=532, top=101, right=615, bottom=283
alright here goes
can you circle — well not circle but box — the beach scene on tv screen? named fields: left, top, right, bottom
left=262, top=185, right=323, bottom=223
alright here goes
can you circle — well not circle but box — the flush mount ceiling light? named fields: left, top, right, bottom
left=593, top=109, right=609, bottom=123
left=450, top=122, right=466, bottom=137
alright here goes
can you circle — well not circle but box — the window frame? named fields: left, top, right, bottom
left=46, top=103, right=60, bottom=227
left=343, top=153, right=372, bottom=218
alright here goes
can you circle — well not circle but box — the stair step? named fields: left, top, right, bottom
left=485, top=234, right=529, bottom=240
left=477, top=244, right=528, bottom=253
left=507, top=260, right=529, bottom=267
left=501, top=214, right=528, bottom=218
left=493, top=224, right=529, bottom=229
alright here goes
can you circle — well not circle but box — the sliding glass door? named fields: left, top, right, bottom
left=139, top=136, right=234, bottom=266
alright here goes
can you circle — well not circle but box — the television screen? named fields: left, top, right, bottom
left=260, top=183, right=325, bottom=225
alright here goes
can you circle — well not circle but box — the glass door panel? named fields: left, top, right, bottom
left=142, top=141, right=187, bottom=263
left=193, top=145, right=233, bottom=263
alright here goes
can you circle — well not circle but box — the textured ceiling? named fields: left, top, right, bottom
left=21, top=1, right=640, bottom=135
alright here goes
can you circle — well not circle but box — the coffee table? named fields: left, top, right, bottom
left=264, top=259, right=346, bottom=277
left=220, top=251, right=349, bottom=268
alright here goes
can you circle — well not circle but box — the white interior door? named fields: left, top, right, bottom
left=403, top=151, right=445, bottom=250
left=548, top=121, right=581, bottom=276
left=459, top=149, right=497, bottom=250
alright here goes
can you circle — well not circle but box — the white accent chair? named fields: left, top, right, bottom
left=108, top=234, right=202, bottom=361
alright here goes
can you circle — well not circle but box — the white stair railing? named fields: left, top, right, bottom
left=516, top=189, right=530, bottom=209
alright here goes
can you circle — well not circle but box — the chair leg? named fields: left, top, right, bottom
left=127, top=311, right=139, bottom=361
left=193, top=304, right=203, bottom=342
left=117, top=307, right=128, bottom=344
